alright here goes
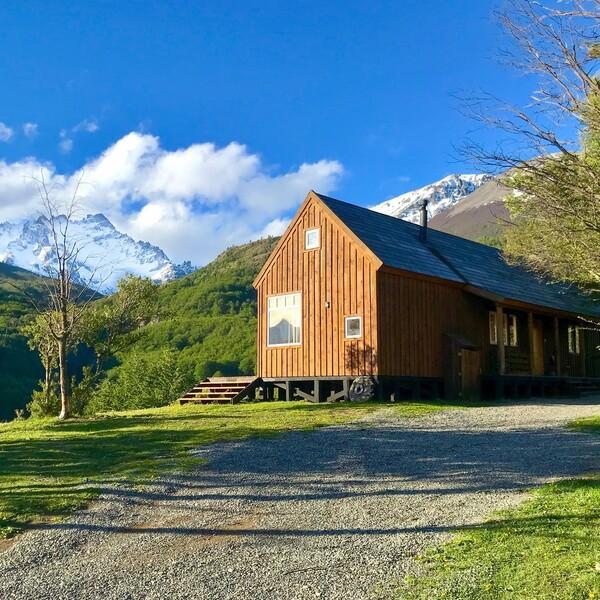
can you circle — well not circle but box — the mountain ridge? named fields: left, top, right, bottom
left=370, top=173, right=492, bottom=223
left=0, top=213, right=194, bottom=293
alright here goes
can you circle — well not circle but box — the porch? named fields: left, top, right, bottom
left=487, top=305, right=600, bottom=379
left=479, top=304, right=600, bottom=399
left=482, top=374, right=600, bottom=400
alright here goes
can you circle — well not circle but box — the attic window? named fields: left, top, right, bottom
left=305, top=228, right=320, bottom=250
left=345, top=316, right=362, bottom=339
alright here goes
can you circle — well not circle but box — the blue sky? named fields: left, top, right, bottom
left=0, top=0, right=529, bottom=263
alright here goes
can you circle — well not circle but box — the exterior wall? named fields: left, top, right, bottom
left=584, top=328, right=600, bottom=377
left=256, top=198, right=379, bottom=378
left=559, top=319, right=590, bottom=377
left=376, top=269, right=488, bottom=377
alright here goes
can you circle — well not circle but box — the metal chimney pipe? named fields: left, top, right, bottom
left=419, top=198, right=429, bottom=242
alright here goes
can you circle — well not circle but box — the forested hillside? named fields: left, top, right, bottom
left=0, top=236, right=278, bottom=420
left=0, top=263, right=45, bottom=420
left=95, top=236, right=279, bottom=400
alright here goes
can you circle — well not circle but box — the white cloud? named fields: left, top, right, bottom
left=73, top=119, right=99, bottom=134
left=262, top=218, right=290, bottom=237
left=0, top=122, right=14, bottom=142
left=0, top=132, right=343, bottom=264
left=59, top=138, right=74, bottom=153
left=23, top=123, right=38, bottom=139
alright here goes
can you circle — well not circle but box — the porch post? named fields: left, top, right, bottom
left=554, top=317, right=561, bottom=376
left=528, top=312, right=535, bottom=375
left=496, top=304, right=506, bottom=376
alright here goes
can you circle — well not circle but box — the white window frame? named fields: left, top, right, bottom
left=344, top=315, right=362, bottom=339
left=489, top=311, right=498, bottom=345
left=568, top=325, right=580, bottom=354
left=507, top=314, right=518, bottom=347
left=490, top=311, right=518, bottom=347
left=267, top=292, right=302, bottom=348
left=304, top=227, right=320, bottom=250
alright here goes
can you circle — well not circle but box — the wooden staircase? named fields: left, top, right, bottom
left=179, top=376, right=262, bottom=405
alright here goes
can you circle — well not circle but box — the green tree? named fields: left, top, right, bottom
left=21, top=314, right=58, bottom=413
left=79, top=275, right=159, bottom=378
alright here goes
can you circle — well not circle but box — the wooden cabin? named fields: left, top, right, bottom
left=252, top=191, right=600, bottom=401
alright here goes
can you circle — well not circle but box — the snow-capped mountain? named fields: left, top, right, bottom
left=0, top=213, right=194, bottom=293
left=371, top=174, right=492, bottom=223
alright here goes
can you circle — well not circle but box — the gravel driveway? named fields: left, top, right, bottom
left=1, top=399, right=599, bottom=599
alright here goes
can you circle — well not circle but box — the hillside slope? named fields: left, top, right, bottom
left=1, top=237, right=278, bottom=419
left=0, top=263, right=46, bottom=420
left=115, top=236, right=279, bottom=385
left=429, top=178, right=511, bottom=241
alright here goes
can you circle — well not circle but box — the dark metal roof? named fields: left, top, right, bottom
left=317, top=192, right=600, bottom=317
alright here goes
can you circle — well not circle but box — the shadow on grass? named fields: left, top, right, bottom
left=2, top=398, right=598, bottom=541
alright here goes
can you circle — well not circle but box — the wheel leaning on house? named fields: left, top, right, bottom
left=348, top=376, right=375, bottom=402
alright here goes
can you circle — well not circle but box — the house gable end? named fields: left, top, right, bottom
left=253, top=191, right=382, bottom=289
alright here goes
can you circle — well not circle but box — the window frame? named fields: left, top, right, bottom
left=507, top=314, right=518, bottom=347
left=568, top=325, right=580, bottom=355
left=304, top=227, right=320, bottom=250
left=489, top=311, right=498, bottom=345
left=344, top=315, right=362, bottom=339
left=266, top=292, right=302, bottom=348
left=490, top=311, right=518, bottom=347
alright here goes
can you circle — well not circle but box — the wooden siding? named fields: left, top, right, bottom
left=376, top=270, right=488, bottom=377
left=256, top=197, right=379, bottom=378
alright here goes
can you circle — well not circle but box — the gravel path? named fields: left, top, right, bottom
left=1, top=399, right=599, bottom=600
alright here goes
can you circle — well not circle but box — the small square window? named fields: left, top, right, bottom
left=345, top=316, right=362, bottom=339
left=305, top=228, right=320, bottom=250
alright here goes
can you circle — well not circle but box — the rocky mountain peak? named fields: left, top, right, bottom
left=0, top=213, right=195, bottom=293
left=370, top=173, right=492, bottom=223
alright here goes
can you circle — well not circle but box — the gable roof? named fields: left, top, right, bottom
left=316, top=192, right=600, bottom=318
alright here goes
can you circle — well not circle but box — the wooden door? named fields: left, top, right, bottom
left=460, top=349, right=481, bottom=401
left=532, top=319, right=544, bottom=375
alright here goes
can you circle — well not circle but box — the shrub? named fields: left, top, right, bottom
left=86, top=350, right=188, bottom=414
left=27, top=384, right=60, bottom=418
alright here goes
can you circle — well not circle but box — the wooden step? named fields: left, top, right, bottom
left=179, top=376, right=262, bottom=405
left=187, top=385, right=246, bottom=392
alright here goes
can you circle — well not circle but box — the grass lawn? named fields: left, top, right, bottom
left=396, top=416, right=600, bottom=600
left=0, top=399, right=452, bottom=540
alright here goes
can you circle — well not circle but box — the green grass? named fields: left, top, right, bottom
left=570, top=415, right=600, bottom=435
left=0, top=399, right=451, bottom=540
left=396, top=418, right=600, bottom=600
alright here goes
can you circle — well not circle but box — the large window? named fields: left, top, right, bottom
left=267, top=293, right=301, bottom=346
left=568, top=325, right=580, bottom=354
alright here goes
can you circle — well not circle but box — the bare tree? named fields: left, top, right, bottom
left=464, top=0, right=600, bottom=169
left=462, top=0, right=600, bottom=291
left=21, top=173, right=107, bottom=419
